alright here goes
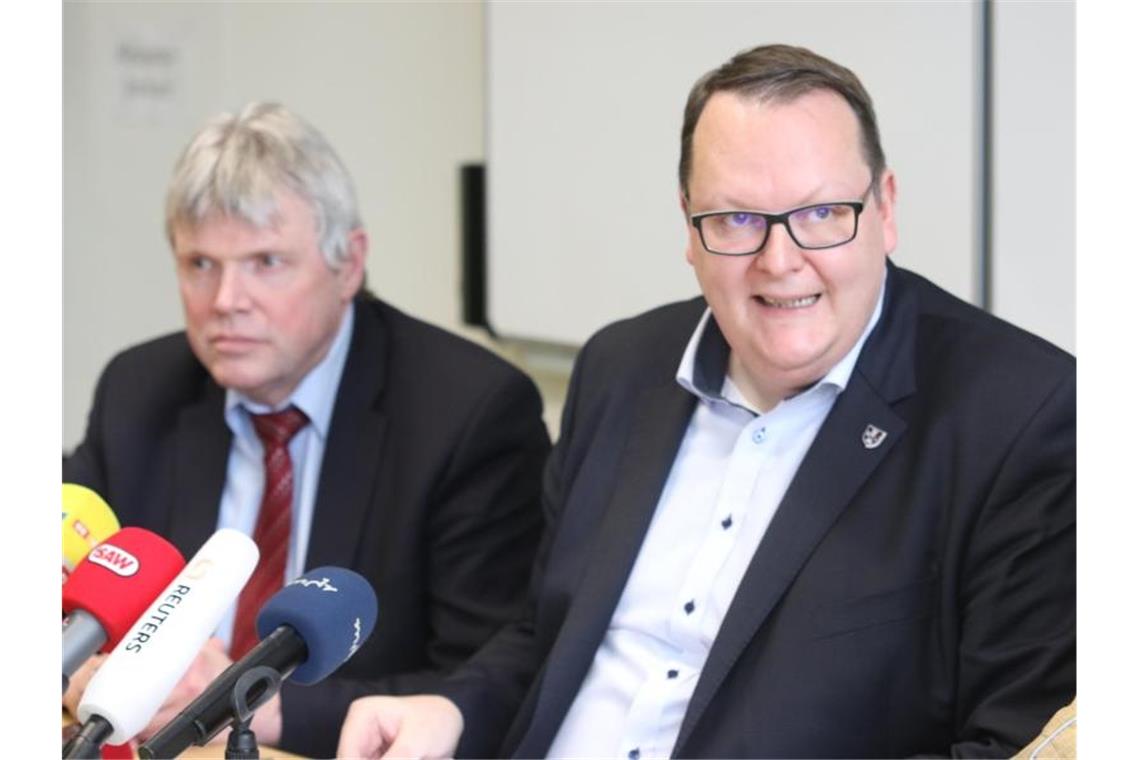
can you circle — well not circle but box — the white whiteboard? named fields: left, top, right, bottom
left=991, top=1, right=1075, bottom=353
left=487, top=1, right=979, bottom=345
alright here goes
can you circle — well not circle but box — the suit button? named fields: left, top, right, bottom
left=628, top=749, right=640, bottom=760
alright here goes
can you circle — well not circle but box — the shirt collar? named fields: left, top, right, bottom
left=224, top=303, right=355, bottom=440
left=676, top=267, right=887, bottom=411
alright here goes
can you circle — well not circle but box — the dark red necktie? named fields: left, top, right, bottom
left=230, top=405, right=309, bottom=659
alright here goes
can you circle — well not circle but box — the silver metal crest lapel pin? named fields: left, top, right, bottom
left=862, top=424, right=888, bottom=449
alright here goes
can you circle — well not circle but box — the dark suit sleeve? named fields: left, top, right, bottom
left=435, top=341, right=592, bottom=759
left=63, top=357, right=112, bottom=492
left=436, top=446, right=566, bottom=758
left=948, top=371, right=1076, bottom=758
left=277, top=369, right=551, bottom=758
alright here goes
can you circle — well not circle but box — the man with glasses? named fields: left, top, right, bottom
left=339, top=44, right=1075, bottom=759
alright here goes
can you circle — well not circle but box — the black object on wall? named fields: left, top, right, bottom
left=460, top=163, right=495, bottom=336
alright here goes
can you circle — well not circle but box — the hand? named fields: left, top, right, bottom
left=63, top=653, right=107, bottom=717
left=337, top=695, right=463, bottom=759
left=133, top=637, right=284, bottom=747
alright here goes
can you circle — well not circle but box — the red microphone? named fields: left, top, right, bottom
left=62, top=527, right=185, bottom=693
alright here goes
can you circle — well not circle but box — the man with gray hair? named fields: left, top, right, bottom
left=64, top=102, right=550, bottom=757
left=338, top=44, right=1074, bottom=758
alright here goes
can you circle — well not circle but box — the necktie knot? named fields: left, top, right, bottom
left=251, top=406, right=308, bottom=449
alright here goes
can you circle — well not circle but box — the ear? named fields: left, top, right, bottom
left=680, top=190, right=697, bottom=267
left=875, top=169, right=899, bottom=256
left=337, top=228, right=368, bottom=299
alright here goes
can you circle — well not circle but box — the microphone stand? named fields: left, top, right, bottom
left=61, top=715, right=113, bottom=760
left=224, top=666, right=282, bottom=760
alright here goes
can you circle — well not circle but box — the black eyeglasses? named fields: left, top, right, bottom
left=689, top=181, right=875, bottom=256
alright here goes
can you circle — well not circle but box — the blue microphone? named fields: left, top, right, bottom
left=258, top=568, right=377, bottom=684
left=138, top=567, right=377, bottom=759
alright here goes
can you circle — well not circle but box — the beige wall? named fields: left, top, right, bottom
left=64, top=2, right=491, bottom=449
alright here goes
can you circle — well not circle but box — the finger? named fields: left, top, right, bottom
left=205, top=636, right=227, bottom=652
left=63, top=654, right=105, bottom=716
left=337, top=726, right=387, bottom=758
left=379, top=742, right=412, bottom=759
left=337, top=700, right=391, bottom=759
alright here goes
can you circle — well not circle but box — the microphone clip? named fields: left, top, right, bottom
left=223, top=666, right=282, bottom=760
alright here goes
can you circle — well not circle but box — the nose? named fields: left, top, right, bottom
left=752, top=222, right=805, bottom=277
left=212, top=264, right=250, bottom=314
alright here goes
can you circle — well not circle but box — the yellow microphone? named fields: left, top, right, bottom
left=62, top=484, right=120, bottom=583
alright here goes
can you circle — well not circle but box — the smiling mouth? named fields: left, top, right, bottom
left=755, top=294, right=821, bottom=309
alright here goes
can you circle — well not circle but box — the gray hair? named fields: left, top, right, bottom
left=165, top=101, right=362, bottom=268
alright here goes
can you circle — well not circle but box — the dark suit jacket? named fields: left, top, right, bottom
left=441, top=263, right=1075, bottom=759
left=64, top=295, right=551, bottom=758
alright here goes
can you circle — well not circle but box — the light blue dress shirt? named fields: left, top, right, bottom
left=213, top=305, right=355, bottom=648
left=548, top=270, right=887, bottom=759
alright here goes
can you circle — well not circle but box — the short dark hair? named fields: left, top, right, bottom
left=679, top=44, right=887, bottom=200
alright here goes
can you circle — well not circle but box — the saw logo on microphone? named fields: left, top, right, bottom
left=123, top=584, right=192, bottom=653
left=289, top=576, right=338, bottom=592
left=87, top=543, right=139, bottom=577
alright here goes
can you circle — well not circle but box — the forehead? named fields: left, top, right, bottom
left=172, top=190, right=318, bottom=254
left=689, top=89, right=867, bottom=205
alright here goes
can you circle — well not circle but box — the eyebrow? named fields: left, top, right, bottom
left=173, top=247, right=289, bottom=259
left=698, top=185, right=863, bottom=214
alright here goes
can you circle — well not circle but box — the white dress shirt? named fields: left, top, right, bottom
left=547, top=278, right=885, bottom=759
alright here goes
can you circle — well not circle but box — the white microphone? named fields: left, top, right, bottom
left=68, top=529, right=258, bottom=754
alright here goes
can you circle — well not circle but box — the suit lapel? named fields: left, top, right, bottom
left=514, top=382, right=696, bottom=757
left=169, top=382, right=230, bottom=557
left=305, top=299, right=389, bottom=570
left=674, top=264, right=919, bottom=753
left=674, top=372, right=906, bottom=752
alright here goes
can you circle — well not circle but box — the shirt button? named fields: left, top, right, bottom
left=752, top=427, right=767, bottom=444
left=683, top=600, right=695, bottom=615
left=628, top=749, right=640, bottom=760
left=721, top=514, right=733, bottom=530
left=667, top=669, right=679, bottom=679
